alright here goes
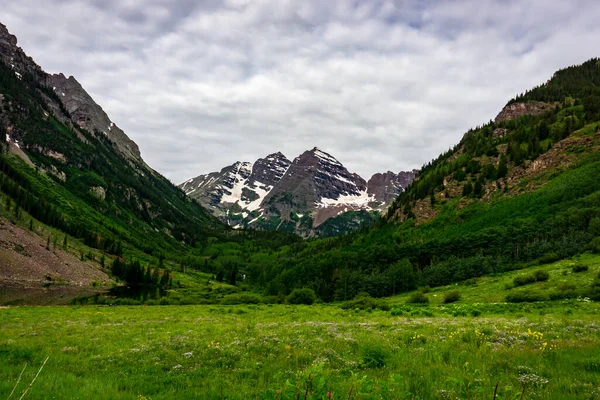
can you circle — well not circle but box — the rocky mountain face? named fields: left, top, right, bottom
left=0, top=23, right=142, bottom=164
left=494, top=101, right=555, bottom=123
left=47, top=73, right=142, bottom=162
left=181, top=147, right=416, bottom=236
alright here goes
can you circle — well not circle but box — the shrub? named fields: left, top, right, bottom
left=533, top=270, right=550, bottom=282
left=360, top=344, right=387, bottom=368
left=469, top=308, right=481, bottom=317
left=513, top=274, right=536, bottom=286
left=539, top=252, right=560, bottom=264
left=589, top=276, right=600, bottom=301
left=390, top=308, right=403, bottom=317
left=286, top=288, right=317, bottom=305
left=572, top=264, right=589, bottom=273
left=559, top=282, right=577, bottom=291
left=505, top=291, right=549, bottom=303
left=443, top=291, right=461, bottom=303
left=261, top=295, right=280, bottom=304
left=157, top=297, right=172, bottom=305
left=407, top=292, right=429, bottom=304
left=590, top=237, right=600, bottom=254
left=549, top=290, right=581, bottom=300
left=513, top=270, right=549, bottom=286
left=463, top=278, right=478, bottom=286
left=341, top=293, right=390, bottom=311
left=419, top=286, right=431, bottom=294
left=221, top=293, right=262, bottom=305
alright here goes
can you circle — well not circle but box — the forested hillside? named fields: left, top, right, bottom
left=241, top=59, right=600, bottom=301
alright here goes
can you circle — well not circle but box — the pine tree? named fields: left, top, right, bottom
left=63, top=234, right=67, bottom=250
left=151, top=267, right=160, bottom=285
left=462, top=182, right=473, bottom=197
left=46, top=235, right=50, bottom=250
left=497, top=154, right=508, bottom=179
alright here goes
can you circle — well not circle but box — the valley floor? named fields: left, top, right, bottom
left=1, top=301, right=599, bottom=399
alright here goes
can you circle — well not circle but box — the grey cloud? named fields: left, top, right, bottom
left=2, top=0, right=600, bottom=183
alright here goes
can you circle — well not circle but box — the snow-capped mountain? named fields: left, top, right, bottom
left=180, top=152, right=291, bottom=220
left=180, top=148, right=416, bottom=236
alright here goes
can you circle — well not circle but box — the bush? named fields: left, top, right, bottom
left=470, top=308, right=482, bottom=317
left=549, top=290, right=581, bottom=300
left=443, top=291, right=461, bottom=303
left=407, top=292, right=429, bottom=304
left=341, top=292, right=390, bottom=311
left=590, top=237, right=600, bottom=254
left=221, top=293, right=262, bottom=305
left=572, top=264, right=589, bottom=273
left=513, top=274, right=536, bottom=286
left=463, top=278, right=478, bottom=286
left=513, top=270, right=549, bottom=286
left=559, top=282, right=577, bottom=291
left=533, top=270, right=550, bottom=282
left=261, top=295, right=281, bottom=304
left=539, top=252, right=560, bottom=264
left=506, top=291, right=549, bottom=303
left=390, top=308, right=403, bottom=317
left=360, top=344, right=387, bottom=368
left=286, top=288, right=318, bottom=305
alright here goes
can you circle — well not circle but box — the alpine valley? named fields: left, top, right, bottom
left=1, top=15, right=600, bottom=400
left=180, top=148, right=416, bottom=236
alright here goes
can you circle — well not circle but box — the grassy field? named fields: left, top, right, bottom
left=1, top=255, right=599, bottom=399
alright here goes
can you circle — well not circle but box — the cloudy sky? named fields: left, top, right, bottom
left=3, top=0, right=599, bottom=183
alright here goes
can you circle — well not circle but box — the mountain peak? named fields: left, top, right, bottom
left=48, top=73, right=142, bottom=162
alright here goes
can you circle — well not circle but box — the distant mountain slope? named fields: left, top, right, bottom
left=181, top=147, right=416, bottom=236
left=0, top=22, right=225, bottom=264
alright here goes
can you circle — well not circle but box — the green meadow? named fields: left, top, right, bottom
left=1, top=256, right=600, bottom=400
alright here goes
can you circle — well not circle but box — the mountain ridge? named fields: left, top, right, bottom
left=180, top=146, right=416, bottom=236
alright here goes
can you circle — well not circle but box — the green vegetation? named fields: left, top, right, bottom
left=286, top=288, right=318, bottom=305
left=443, top=290, right=461, bottom=303
left=1, top=295, right=600, bottom=399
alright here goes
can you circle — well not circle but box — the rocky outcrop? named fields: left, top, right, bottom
left=495, top=101, right=555, bottom=124
left=90, top=186, right=106, bottom=200
left=48, top=73, right=142, bottom=162
left=0, top=23, right=44, bottom=80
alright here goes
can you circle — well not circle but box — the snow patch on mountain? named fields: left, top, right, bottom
left=220, top=162, right=253, bottom=204
left=317, top=189, right=375, bottom=208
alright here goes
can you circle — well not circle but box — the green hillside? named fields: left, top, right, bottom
left=242, top=59, right=600, bottom=302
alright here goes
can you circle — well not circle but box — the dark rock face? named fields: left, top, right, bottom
left=181, top=147, right=416, bottom=235
left=367, top=170, right=417, bottom=205
left=0, top=23, right=43, bottom=79
left=495, top=101, right=555, bottom=123
left=247, top=152, right=291, bottom=188
left=48, top=73, right=142, bottom=162
left=180, top=153, right=292, bottom=218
